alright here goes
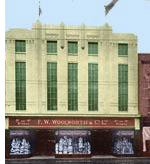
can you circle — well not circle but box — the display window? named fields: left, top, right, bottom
left=112, top=130, right=134, bottom=155
left=55, top=130, right=91, bottom=155
left=9, top=130, right=32, bottom=156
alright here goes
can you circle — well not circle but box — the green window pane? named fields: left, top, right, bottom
left=47, top=41, right=57, bottom=54
left=68, top=63, right=78, bottom=111
left=15, top=62, right=26, bottom=110
left=118, top=43, right=128, bottom=56
left=88, top=63, right=98, bottom=111
left=68, top=42, right=78, bottom=54
left=15, top=40, right=26, bottom=53
left=88, top=42, right=98, bottom=55
left=47, top=62, right=57, bottom=110
left=118, top=64, right=128, bottom=111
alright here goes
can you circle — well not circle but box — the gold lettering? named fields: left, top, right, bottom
left=38, top=119, right=42, bottom=125
left=95, top=120, right=100, bottom=125
left=44, top=119, right=50, bottom=125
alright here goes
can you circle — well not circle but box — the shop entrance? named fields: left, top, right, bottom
left=91, top=129, right=112, bottom=155
left=34, top=130, right=55, bottom=156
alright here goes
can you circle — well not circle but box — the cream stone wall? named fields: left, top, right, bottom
left=5, top=21, right=139, bottom=121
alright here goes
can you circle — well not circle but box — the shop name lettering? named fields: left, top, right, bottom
left=12, top=118, right=133, bottom=127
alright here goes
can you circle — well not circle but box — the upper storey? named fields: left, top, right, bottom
left=5, top=22, right=138, bottom=117
left=6, top=21, right=137, bottom=48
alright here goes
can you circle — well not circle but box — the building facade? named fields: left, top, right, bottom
left=138, top=53, right=150, bottom=156
left=5, top=21, right=140, bottom=158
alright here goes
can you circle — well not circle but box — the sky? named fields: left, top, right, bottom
left=5, top=0, right=150, bottom=53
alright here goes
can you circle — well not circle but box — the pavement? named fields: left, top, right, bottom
left=5, top=156, right=150, bottom=164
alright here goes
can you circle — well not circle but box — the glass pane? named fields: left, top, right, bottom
left=88, top=63, right=98, bottom=111
left=88, top=42, right=98, bottom=55
left=15, top=40, right=26, bottom=53
left=68, top=63, right=78, bottom=111
left=47, top=62, right=57, bottom=110
left=15, top=62, right=26, bottom=110
left=47, top=41, right=57, bottom=54
left=68, top=42, right=78, bottom=54
left=118, top=64, right=128, bottom=111
left=118, top=43, right=128, bottom=56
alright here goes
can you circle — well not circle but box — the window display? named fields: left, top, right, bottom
left=113, top=130, right=134, bottom=155
left=10, top=138, right=31, bottom=155
left=55, top=130, right=91, bottom=155
left=10, top=130, right=31, bottom=156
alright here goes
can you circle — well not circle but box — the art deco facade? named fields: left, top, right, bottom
left=5, top=21, right=140, bottom=157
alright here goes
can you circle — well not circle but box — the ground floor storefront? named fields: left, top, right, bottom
left=5, top=116, right=142, bottom=158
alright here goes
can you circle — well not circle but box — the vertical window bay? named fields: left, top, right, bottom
left=68, top=63, right=78, bottom=111
left=47, top=62, right=57, bottom=111
left=118, top=64, right=128, bottom=111
left=15, top=62, right=26, bottom=110
left=88, top=63, right=98, bottom=111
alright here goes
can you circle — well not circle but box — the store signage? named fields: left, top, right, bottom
left=9, top=117, right=135, bottom=128
left=115, top=130, right=134, bottom=136
left=55, top=130, right=91, bottom=136
left=10, top=130, right=30, bottom=136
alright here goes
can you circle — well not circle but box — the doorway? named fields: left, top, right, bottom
left=34, top=130, right=55, bottom=156
left=91, top=129, right=112, bottom=155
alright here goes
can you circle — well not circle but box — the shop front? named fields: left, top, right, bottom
left=7, top=116, right=139, bottom=158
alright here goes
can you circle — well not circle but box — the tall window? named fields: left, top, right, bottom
left=68, top=41, right=78, bottom=55
left=68, top=63, right=78, bottom=111
left=15, top=40, right=26, bottom=53
left=47, top=62, right=57, bottom=110
left=15, top=62, right=26, bottom=110
left=118, top=64, right=128, bottom=111
left=47, top=41, right=57, bottom=54
left=118, top=43, right=128, bottom=56
left=88, top=42, right=98, bottom=55
left=88, top=63, right=98, bottom=111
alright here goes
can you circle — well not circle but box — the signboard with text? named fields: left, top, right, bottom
left=9, top=117, right=135, bottom=129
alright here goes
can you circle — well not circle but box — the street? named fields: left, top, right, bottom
left=6, top=157, right=150, bottom=164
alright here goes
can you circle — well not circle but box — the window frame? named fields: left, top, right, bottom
left=88, top=63, right=98, bottom=111
left=68, top=41, right=78, bottom=55
left=118, top=43, right=128, bottom=56
left=118, top=64, right=128, bottom=111
left=47, top=40, right=57, bottom=55
left=88, top=42, right=98, bottom=56
left=68, top=63, right=78, bottom=111
left=47, top=62, right=57, bottom=111
left=15, top=40, right=26, bottom=53
left=15, top=62, right=26, bottom=110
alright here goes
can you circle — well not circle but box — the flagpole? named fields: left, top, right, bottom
left=38, top=0, right=40, bottom=18
left=38, top=0, right=42, bottom=19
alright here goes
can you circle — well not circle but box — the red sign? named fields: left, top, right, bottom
left=9, top=117, right=135, bottom=129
